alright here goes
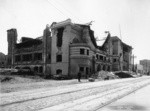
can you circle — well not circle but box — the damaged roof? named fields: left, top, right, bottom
left=16, top=37, right=42, bottom=49
left=75, top=24, right=98, bottom=48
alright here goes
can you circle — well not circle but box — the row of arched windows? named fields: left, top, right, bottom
left=15, top=66, right=43, bottom=73
left=97, top=64, right=110, bottom=71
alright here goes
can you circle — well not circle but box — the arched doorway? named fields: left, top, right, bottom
left=103, top=65, right=105, bottom=71
left=107, top=66, right=110, bottom=71
left=34, top=66, right=38, bottom=72
left=39, top=66, right=43, bottom=73
left=97, top=64, right=101, bottom=71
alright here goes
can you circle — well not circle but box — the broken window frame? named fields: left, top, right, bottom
left=79, top=67, right=84, bottom=72
left=56, top=27, right=64, bottom=47
left=80, top=48, right=85, bottom=55
left=15, top=55, right=21, bottom=62
left=100, top=55, right=103, bottom=61
left=56, top=54, right=62, bottom=62
left=87, top=49, right=89, bottom=55
left=34, top=53, right=42, bottom=61
left=56, top=69, right=62, bottom=75
left=22, top=54, right=32, bottom=61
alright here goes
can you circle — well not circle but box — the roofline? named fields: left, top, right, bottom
left=51, top=19, right=73, bottom=29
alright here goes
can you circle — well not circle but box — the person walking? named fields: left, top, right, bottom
left=77, top=71, right=81, bottom=82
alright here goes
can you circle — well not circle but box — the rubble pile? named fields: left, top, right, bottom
left=95, top=70, right=118, bottom=80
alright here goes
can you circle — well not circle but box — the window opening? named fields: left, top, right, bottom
left=57, top=27, right=64, bottom=47
left=80, top=49, right=85, bottom=55
left=56, top=54, right=62, bottom=62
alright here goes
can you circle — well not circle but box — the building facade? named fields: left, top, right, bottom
left=7, top=19, right=132, bottom=77
left=140, top=59, right=150, bottom=75
left=7, top=26, right=51, bottom=76
left=136, top=64, right=143, bottom=74
left=50, top=19, right=111, bottom=77
left=0, top=52, right=7, bottom=68
left=100, top=35, right=132, bottom=71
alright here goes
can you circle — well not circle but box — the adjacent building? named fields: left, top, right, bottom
left=7, top=27, right=51, bottom=75
left=99, top=35, right=132, bottom=71
left=7, top=19, right=132, bottom=77
left=140, top=59, right=150, bottom=75
left=135, top=64, right=143, bottom=74
left=0, top=52, right=7, bottom=68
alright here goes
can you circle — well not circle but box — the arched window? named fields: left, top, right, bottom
left=72, top=38, right=79, bottom=43
left=107, top=66, right=110, bottom=71
left=103, top=65, right=105, bottom=71
left=34, top=66, right=38, bottom=72
left=97, top=64, right=101, bottom=71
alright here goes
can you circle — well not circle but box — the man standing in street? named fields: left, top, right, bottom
left=77, top=71, right=81, bottom=82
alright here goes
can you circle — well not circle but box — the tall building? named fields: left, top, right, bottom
left=7, top=19, right=132, bottom=77
left=140, top=59, right=150, bottom=75
left=136, top=64, right=143, bottom=74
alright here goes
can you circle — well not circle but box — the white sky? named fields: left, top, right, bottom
left=0, top=0, right=150, bottom=64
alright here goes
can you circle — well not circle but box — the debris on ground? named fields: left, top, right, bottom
left=114, top=71, right=134, bottom=78
left=0, top=76, right=13, bottom=83
left=88, top=78, right=95, bottom=82
left=95, top=70, right=118, bottom=80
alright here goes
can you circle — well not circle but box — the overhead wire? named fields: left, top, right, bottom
left=47, top=0, right=81, bottom=23
left=47, top=0, right=69, bottom=19
left=51, top=0, right=82, bottom=23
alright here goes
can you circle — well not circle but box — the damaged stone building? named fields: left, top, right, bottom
left=7, top=27, right=51, bottom=75
left=7, top=19, right=132, bottom=77
left=100, top=36, right=132, bottom=71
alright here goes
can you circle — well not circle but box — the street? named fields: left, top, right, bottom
left=99, top=79, right=150, bottom=111
left=1, top=76, right=150, bottom=111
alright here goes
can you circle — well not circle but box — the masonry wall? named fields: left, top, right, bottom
left=51, top=25, right=72, bottom=75
left=70, top=45, right=91, bottom=77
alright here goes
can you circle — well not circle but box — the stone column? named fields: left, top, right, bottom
left=43, top=25, right=51, bottom=76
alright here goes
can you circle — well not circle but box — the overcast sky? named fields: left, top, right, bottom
left=0, top=0, right=150, bottom=64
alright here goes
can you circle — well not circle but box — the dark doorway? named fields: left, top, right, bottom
left=86, top=67, right=89, bottom=78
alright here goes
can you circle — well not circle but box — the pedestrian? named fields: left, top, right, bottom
left=77, top=71, right=81, bottom=82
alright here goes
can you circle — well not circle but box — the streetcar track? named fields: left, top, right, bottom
left=1, top=77, right=150, bottom=111
left=46, top=80, right=150, bottom=111
left=94, top=81, right=150, bottom=111
left=1, top=78, right=145, bottom=106
left=59, top=80, right=150, bottom=111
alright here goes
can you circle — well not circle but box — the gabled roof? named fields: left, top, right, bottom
left=122, top=42, right=132, bottom=49
left=73, top=24, right=98, bottom=48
